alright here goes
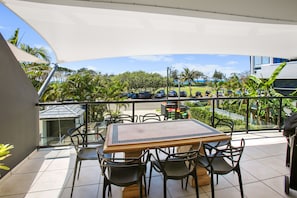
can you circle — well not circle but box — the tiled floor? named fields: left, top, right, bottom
left=1, top=130, right=297, bottom=198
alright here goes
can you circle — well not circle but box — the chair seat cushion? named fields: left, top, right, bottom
left=77, top=148, right=98, bottom=160
left=108, top=165, right=144, bottom=186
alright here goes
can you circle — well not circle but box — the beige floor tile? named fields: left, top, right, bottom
left=65, top=166, right=101, bottom=188
left=61, top=184, right=99, bottom=198
left=46, top=157, right=73, bottom=171
left=24, top=189, right=63, bottom=198
left=241, top=159, right=283, bottom=180
left=243, top=181, right=283, bottom=198
left=223, top=168, right=258, bottom=186
left=201, top=176, right=233, bottom=193
left=0, top=172, right=42, bottom=196
left=263, top=176, right=297, bottom=198
left=12, top=158, right=53, bottom=174
left=28, top=170, right=71, bottom=192
left=166, top=179, right=201, bottom=198
left=257, top=156, right=289, bottom=175
left=207, top=186, right=243, bottom=198
left=0, top=194, right=25, bottom=198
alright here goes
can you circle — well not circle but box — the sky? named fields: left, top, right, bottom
left=0, top=3, right=250, bottom=77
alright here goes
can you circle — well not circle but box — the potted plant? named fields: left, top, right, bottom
left=0, top=144, right=14, bottom=171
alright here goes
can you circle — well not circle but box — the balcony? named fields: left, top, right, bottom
left=1, top=37, right=297, bottom=197
left=0, top=130, right=294, bottom=197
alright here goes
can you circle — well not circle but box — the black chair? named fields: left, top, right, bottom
left=97, top=149, right=150, bottom=198
left=199, top=139, right=245, bottom=198
left=105, top=113, right=138, bottom=124
left=139, top=113, right=162, bottom=122
left=67, top=125, right=105, bottom=198
left=117, top=113, right=138, bottom=123
left=206, top=116, right=234, bottom=150
left=148, top=146, right=201, bottom=198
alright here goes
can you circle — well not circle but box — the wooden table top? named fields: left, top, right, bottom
left=103, top=119, right=230, bottom=153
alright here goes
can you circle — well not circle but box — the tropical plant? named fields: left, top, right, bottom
left=245, top=62, right=287, bottom=124
left=0, top=144, right=14, bottom=171
left=8, top=29, right=52, bottom=90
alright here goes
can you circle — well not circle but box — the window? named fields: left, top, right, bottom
left=254, top=56, right=270, bottom=65
left=273, top=58, right=288, bottom=63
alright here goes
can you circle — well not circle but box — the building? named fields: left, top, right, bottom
left=39, top=105, right=85, bottom=146
left=250, top=56, right=297, bottom=95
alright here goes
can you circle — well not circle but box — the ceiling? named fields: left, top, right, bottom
left=3, top=0, right=297, bottom=63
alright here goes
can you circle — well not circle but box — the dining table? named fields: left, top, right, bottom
left=103, top=118, right=230, bottom=197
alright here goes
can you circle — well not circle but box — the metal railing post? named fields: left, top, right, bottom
left=212, top=98, right=215, bottom=127
left=85, top=103, right=88, bottom=146
left=132, top=102, right=135, bottom=122
left=246, top=98, right=249, bottom=133
left=278, top=98, right=283, bottom=132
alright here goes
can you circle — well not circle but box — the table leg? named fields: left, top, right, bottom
left=122, top=150, right=146, bottom=198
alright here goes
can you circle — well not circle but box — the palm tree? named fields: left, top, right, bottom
left=7, top=28, right=21, bottom=46
left=180, top=68, right=198, bottom=97
left=8, top=29, right=52, bottom=90
left=20, top=43, right=51, bottom=63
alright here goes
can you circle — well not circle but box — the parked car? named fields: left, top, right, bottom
left=127, top=92, right=138, bottom=99
left=195, top=91, right=202, bottom=97
left=168, top=90, right=178, bottom=97
left=205, top=90, right=211, bottom=96
left=138, top=91, right=152, bottom=99
left=155, top=90, right=166, bottom=98
left=179, top=91, right=187, bottom=97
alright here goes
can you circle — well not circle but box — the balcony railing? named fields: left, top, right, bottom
left=37, top=96, right=297, bottom=147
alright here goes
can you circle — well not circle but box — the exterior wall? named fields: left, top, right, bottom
left=254, top=61, right=297, bottom=79
left=0, top=34, right=39, bottom=177
left=250, top=56, right=297, bottom=96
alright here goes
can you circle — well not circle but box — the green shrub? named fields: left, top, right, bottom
left=0, top=144, right=14, bottom=171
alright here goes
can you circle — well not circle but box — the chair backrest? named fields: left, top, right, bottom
left=140, top=113, right=162, bottom=122
left=204, top=138, right=245, bottom=169
left=155, top=145, right=201, bottom=176
left=97, top=149, right=149, bottom=182
left=67, top=125, right=85, bottom=152
left=68, top=124, right=105, bottom=150
left=118, top=114, right=138, bottom=123
left=105, top=113, right=137, bottom=123
left=212, top=116, right=234, bottom=135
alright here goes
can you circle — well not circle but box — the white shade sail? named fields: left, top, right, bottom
left=7, top=41, right=48, bottom=64
left=3, top=0, right=297, bottom=63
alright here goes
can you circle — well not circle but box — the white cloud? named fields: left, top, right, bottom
left=226, top=61, right=238, bottom=65
left=129, top=55, right=173, bottom=62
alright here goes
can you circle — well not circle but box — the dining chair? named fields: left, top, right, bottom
left=67, top=125, right=105, bottom=198
left=97, top=149, right=150, bottom=198
left=205, top=116, right=234, bottom=151
left=199, top=138, right=245, bottom=198
left=139, top=113, right=162, bottom=122
left=148, top=146, right=201, bottom=198
left=105, top=113, right=138, bottom=124
left=117, top=113, right=138, bottom=123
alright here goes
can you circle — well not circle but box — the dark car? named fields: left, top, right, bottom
left=168, top=90, right=178, bottom=97
left=195, top=91, right=202, bottom=97
left=138, top=91, right=152, bottom=99
left=155, top=90, right=166, bottom=98
left=205, top=90, right=211, bottom=97
left=179, top=91, right=187, bottom=97
left=127, top=92, right=138, bottom=99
